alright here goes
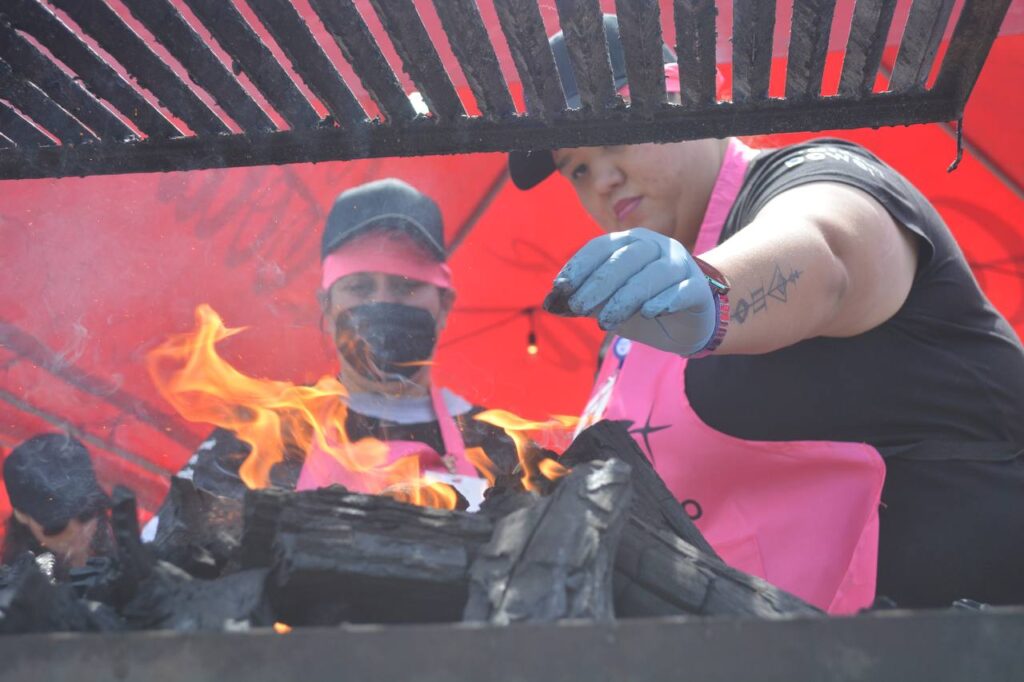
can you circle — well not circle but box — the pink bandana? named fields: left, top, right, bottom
left=321, top=231, right=453, bottom=290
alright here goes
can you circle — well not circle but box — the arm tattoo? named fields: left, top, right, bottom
left=732, top=264, right=802, bottom=324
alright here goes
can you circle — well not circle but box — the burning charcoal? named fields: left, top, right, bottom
left=238, top=487, right=294, bottom=570
left=561, top=420, right=719, bottom=558
left=463, top=459, right=633, bottom=624
left=477, top=445, right=562, bottom=523
left=151, top=476, right=243, bottom=577
left=477, top=485, right=535, bottom=522
left=477, top=466, right=535, bottom=521
left=243, top=487, right=493, bottom=625
left=121, top=561, right=272, bottom=632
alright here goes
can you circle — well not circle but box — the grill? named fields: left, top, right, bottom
left=0, top=0, right=1012, bottom=179
left=2, top=607, right=1023, bottom=682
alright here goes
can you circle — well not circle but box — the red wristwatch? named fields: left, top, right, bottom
left=691, top=256, right=730, bottom=357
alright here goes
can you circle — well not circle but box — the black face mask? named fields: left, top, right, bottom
left=335, top=303, right=438, bottom=381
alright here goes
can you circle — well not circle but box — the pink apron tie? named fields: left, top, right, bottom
left=578, top=140, right=886, bottom=613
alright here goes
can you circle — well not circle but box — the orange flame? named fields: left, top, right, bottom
left=464, top=446, right=498, bottom=487
left=537, top=458, right=570, bottom=481
left=146, top=305, right=456, bottom=508
left=273, top=622, right=292, bottom=634
left=474, top=409, right=575, bottom=491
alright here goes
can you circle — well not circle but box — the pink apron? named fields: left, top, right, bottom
left=295, top=386, right=483, bottom=505
left=577, top=140, right=886, bottom=613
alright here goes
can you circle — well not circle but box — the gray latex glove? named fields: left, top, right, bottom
left=544, top=228, right=717, bottom=356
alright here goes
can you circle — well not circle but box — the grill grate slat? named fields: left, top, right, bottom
left=244, top=0, right=367, bottom=129
left=934, top=0, right=1013, bottom=101
left=786, top=0, right=838, bottom=100
left=431, top=0, right=516, bottom=120
left=674, top=0, right=719, bottom=107
left=368, top=0, right=466, bottom=122
left=308, top=0, right=417, bottom=124
left=839, top=0, right=900, bottom=97
left=615, top=0, right=667, bottom=114
left=554, top=0, right=618, bottom=112
left=0, top=59, right=96, bottom=144
left=182, top=0, right=320, bottom=130
left=0, top=22, right=136, bottom=141
left=120, top=0, right=277, bottom=134
left=732, top=0, right=778, bottom=103
left=48, top=0, right=229, bottom=136
left=0, top=99, right=55, bottom=147
left=5, top=0, right=180, bottom=139
left=0, top=0, right=1011, bottom=179
left=889, top=0, right=958, bottom=92
left=493, top=0, right=567, bottom=119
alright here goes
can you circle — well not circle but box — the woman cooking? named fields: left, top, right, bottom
left=513, top=15, right=1024, bottom=612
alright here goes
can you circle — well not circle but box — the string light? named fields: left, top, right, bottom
left=526, top=308, right=539, bottom=356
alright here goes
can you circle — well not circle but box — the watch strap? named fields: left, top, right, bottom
left=691, top=290, right=729, bottom=358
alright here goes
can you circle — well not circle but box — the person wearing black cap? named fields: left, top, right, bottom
left=516, top=15, right=1024, bottom=612
left=3, top=433, right=114, bottom=576
left=145, top=179, right=515, bottom=540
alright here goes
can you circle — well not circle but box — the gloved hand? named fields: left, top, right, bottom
left=544, top=228, right=718, bottom=356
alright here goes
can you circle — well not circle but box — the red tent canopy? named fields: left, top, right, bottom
left=1, top=0, right=1022, bottom=526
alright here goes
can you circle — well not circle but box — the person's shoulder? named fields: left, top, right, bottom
left=749, top=138, right=890, bottom=180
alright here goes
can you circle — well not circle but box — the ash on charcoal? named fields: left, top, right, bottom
left=150, top=475, right=244, bottom=577
left=561, top=420, right=718, bottom=557
left=121, top=562, right=272, bottom=631
left=464, top=458, right=633, bottom=624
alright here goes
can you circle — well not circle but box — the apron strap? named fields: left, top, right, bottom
left=430, top=385, right=465, bottom=460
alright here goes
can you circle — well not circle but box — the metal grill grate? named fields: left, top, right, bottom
left=0, top=0, right=1012, bottom=179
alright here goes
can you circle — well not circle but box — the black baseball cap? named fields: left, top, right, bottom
left=321, top=178, right=447, bottom=261
left=509, top=14, right=676, bottom=190
left=4, top=433, right=110, bottom=533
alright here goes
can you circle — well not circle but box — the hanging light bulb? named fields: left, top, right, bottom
left=526, top=308, right=539, bottom=356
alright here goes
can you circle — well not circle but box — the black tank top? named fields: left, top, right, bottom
left=685, top=139, right=1024, bottom=461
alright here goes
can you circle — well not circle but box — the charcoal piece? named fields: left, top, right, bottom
left=238, top=487, right=292, bottom=570
left=477, top=485, right=536, bottom=522
left=613, top=517, right=820, bottom=617
left=79, top=600, right=126, bottom=632
left=542, top=289, right=578, bottom=317
left=463, top=459, right=633, bottom=624
left=68, top=556, right=119, bottom=603
left=121, top=562, right=271, bottom=631
left=561, top=420, right=719, bottom=558
left=243, top=487, right=494, bottom=625
left=108, top=486, right=156, bottom=606
left=0, top=553, right=111, bottom=634
left=151, top=475, right=244, bottom=576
